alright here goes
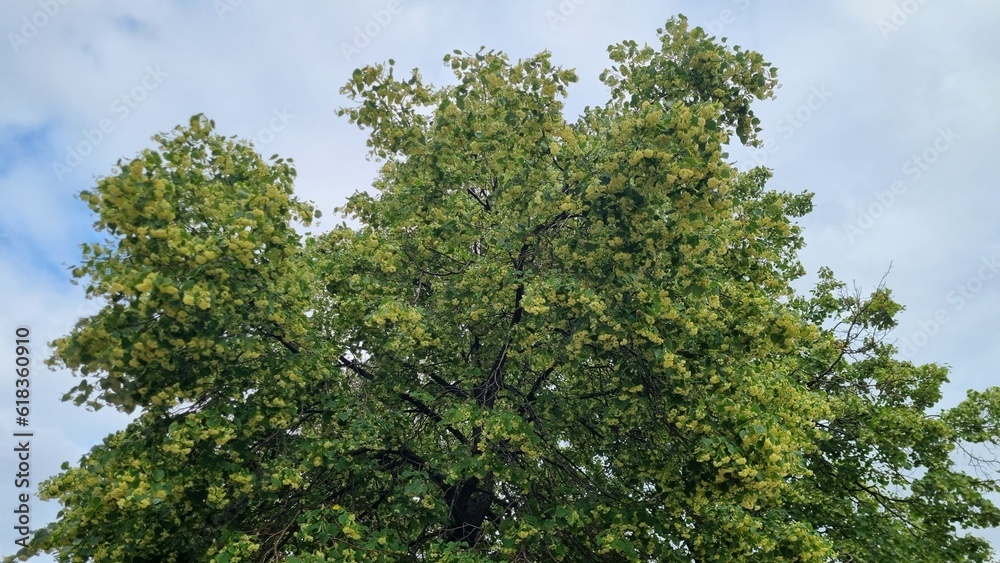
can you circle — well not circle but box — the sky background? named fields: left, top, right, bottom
left=1, top=0, right=999, bottom=559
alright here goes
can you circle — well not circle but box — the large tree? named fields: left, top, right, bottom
left=15, top=16, right=1000, bottom=562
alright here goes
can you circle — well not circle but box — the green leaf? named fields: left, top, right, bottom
left=29, top=18, right=994, bottom=563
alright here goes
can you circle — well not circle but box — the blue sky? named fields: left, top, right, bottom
left=2, top=0, right=1000, bottom=558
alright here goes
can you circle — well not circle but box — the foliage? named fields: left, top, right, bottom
left=12, top=16, right=1000, bottom=562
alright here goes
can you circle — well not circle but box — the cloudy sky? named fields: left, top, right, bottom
left=2, top=0, right=999, bottom=557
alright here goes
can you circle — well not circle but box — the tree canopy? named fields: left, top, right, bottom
left=14, top=16, right=1000, bottom=562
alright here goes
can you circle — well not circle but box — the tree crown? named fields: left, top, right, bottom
left=13, top=16, right=1000, bottom=563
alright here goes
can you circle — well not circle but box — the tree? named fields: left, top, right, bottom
left=14, top=16, right=1000, bottom=562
